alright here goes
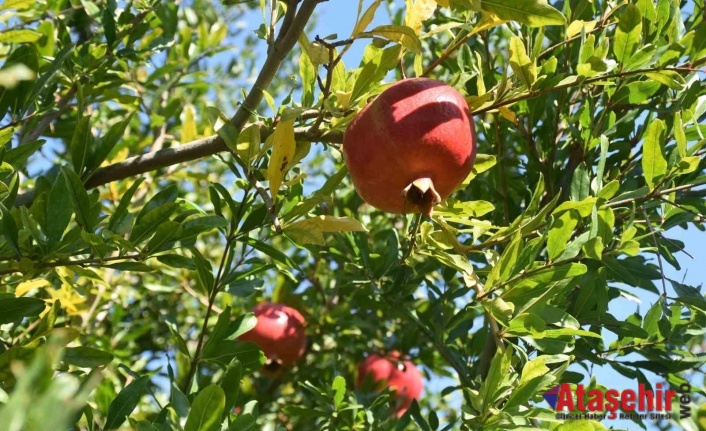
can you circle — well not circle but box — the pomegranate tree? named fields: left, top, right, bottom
left=343, top=78, right=477, bottom=216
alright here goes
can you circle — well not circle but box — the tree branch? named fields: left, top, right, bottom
left=20, top=85, right=77, bottom=144
left=14, top=124, right=342, bottom=207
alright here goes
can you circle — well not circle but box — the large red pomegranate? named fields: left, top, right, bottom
left=343, top=78, right=477, bottom=216
left=356, top=351, right=424, bottom=417
left=238, top=302, right=307, bottom=369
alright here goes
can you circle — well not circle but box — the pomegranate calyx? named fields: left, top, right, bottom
left=402, top=178, right=441, bottom=217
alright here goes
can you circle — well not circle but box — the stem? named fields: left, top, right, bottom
left=475, top=65, right=697, bottom=116
left=181, top=237, right=235, bottom=392
left=642, top=207, right=668, bottom=297
left=0, top=253, right=143, bottom=276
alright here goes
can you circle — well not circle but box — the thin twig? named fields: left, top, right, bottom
left=181, top=237, right=235, bottom=392
left=400, top=213, right=423, bottom=263
left=642, top=207, right=668, bottom=297
left=606, top=181, right=706, bottom=208
left=0, top=253, right=143, bottom=276
left=475, top=65, right=698, bottom=115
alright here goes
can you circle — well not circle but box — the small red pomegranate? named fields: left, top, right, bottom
left=343, top=78, right=477, bottom=216
left=238, top=302, right=307, bottom=369
left=356, top=351, right=424, bottom=417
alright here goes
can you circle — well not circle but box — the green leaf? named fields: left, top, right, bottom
left=570, top=163, right=590, bottom=201
left=165, top=315, right=190, bottom=357
left=229, top=413, right=256, bottom=431
left=0, top=297, right=45, bottom=324
left=332, top=375, right=346, bottom=408
left=104, top=376, right=149, bottom=430
left=45, top=174, right=72, bottom=250
left=644, top=71, right=685, bottom=90
left=612, top=81, right=661, bottom=105
left=107, top=178, right=144, bottom=233
left=184, top=385, right=225, bottom=431
left=552, top=197, right=596, bottom=217
left=285, top=215, right=368, bottom=246
left=0, top=126, right=13, bottom=146
left=520, top=356, right=550, bottom=384
left=191, top=247, right=215, bottom=293
left=360, top=25, right=422, bottom=54
left=25, top=43, right=74, bottom=111
left=503, top=263, right=587, bottom=304
left=4, top=139, right=44, bottom=170
left=670, top=280, right=706, bottom=313
left=63, top=346, right=114, bottom=368
left=614, top=4, right=642, bottom=63
left=674, top=112, right=686, bottom=158
left=61, top=166, right=95, bottom=231
left=506, top=313, right=546, bottom=336
left=642, top=300, right=662, bottom=336
left=129, top=203, right=178, bottom=245
left=87, top=112, right=135, bottom=175
left=0, top=0, right=36, bottom=10
left=70, top=115, right=93, bottom=175
left=103, top=0, right=117, bottom=46
left=170, top=383, right=190, bottom=418
left=509, top=36, right=535, bottom=88
left=0, top=29, right=42, bottom=43
left=142, top=221, right=182, bottom=255
left=203, top=307, right=233, bottom=356
left=547, top=210, right=579, bottom=261
left=221, top=359, right=242, bottom=418
left=642, top=119, right=667, bottom=189
left=201, top=340, right=266, bottom=373
left=350, top=48, right=382, bottom=103
left=353, top=0, right=382, bottom=36
left=480, top=0, right=566, bottom=27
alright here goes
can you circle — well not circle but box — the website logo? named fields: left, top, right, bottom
left=543, top=383, right=692, bottom=421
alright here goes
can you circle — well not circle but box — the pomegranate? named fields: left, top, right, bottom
left=238, top=302, right=307, bottom=369
left=356, top=351, right=424, bottom=417
left=343, top=78, right=477, bottom=216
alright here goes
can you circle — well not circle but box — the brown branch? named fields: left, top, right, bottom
left=14, top=125, right=342, bottom=207
left=0, top=253, right=143, bottom=276
left=474, top=65, right=698, bottom=115
left=605, top=181, right=706, bottom=208
left=20, top=85, right=77, bottom=144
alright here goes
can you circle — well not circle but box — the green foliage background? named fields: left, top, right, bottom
left=0, top=0, right=705, bottom=430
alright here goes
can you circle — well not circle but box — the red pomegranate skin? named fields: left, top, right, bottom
left=238, top=302, right=307, bottom=368
left=357, top=352, right=424, bottom=417
left=343, top=77, right=477, bottom=215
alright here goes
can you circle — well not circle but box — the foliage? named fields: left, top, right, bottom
left=1, top=0, right=706, bottom=430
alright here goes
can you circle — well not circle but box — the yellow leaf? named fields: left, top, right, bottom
left=267, top=119, right=296, bottom=202
left=434, top=0, right=449, bottom=6
left=566, top=19, right=598, bottom=38
left=335, top=91, right=352, bottom=109
left=15, top=279, right=50, bottom=296
left=285, top=216, right=368, bottom=245
left=405, top=0, right=437, bottom=34
left=352, top=0, right=382, bottom=37
left=181, top=104, right=197, bottom=143
left=498, top=106, right=516, bottom=123
left=46, top=284, right=86, bottom=316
